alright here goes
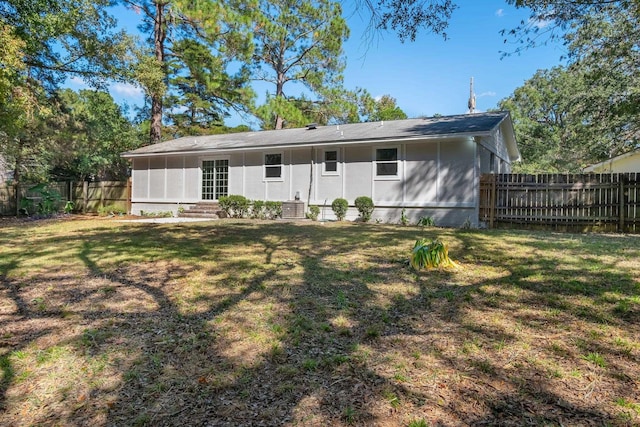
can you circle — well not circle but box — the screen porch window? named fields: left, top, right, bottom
left=265, top=153, right=282, bottom=179
left=324, top=150, right=338, bottom=173
left=375, top=148, right=398, bottom=176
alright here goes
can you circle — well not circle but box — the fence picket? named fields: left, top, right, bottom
left=0, top=180, right=130, bottom=216
left=480, top=173, right=639, bottom=232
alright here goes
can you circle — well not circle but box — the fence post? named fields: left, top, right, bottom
left=82, top=181, right=88, bottom=213
left=489, top=174, right=497, bottom=229
left=100, top=181, right=105, bottom=208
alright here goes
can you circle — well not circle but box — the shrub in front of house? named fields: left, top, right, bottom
left=417, top=216, right=435, bottom=227
left=264, top=201, right=282, bottom=219
left=97, top=204, right=127, bottom=216
left=331, top=198, right=348, bottom=221
left=219, top=195, right=250, bottom=218
left=354, top=196, right=374, bottom=222
left=306, top=205, right=320, bottom=221
left=250, top=200, right=266, bottom=219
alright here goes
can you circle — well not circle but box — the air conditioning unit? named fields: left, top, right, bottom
left=282, top=201, right=305, bottom=219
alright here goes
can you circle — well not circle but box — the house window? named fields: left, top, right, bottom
left=323, top=149, right=338, bottom=174
left=264, top=153, right=282, bottom=179
left=375, top=148, right=398, bottom=177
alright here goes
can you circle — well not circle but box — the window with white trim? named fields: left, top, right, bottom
left=323, top=149, right=338, bottom=174
left=264, top=153, right=283, bottom=179
left=375, top=147, right=398, bottom=177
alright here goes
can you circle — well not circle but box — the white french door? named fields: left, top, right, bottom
left=201, top=159, right=229, bottom=200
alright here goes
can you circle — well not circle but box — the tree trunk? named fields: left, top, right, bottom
left=274, top=72, right=285, bottom=130
left=274, top=114, right=284, bottom=130
left=150, top=1, right=167, bottom=144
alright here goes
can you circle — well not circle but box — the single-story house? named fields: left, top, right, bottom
left=583, top=149, right=640, bottom=173
left=122, top=111, right=520, bottom=226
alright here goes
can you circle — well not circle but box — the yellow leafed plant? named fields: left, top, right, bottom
left=410, top=238, right=459, bottom=270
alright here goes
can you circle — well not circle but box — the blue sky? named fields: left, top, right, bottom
left=67, top=0, right=566, bottom=127
left=341, top=0, right=566, bottom=118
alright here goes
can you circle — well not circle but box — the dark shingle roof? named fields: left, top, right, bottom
left=123, top=111, right=511, bottom=157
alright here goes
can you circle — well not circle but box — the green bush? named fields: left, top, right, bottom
left=400, top=208, right=409, bottom=226
left=20, top=183, right=63, bottom=216
left=63, top=201, right=75, bottom=214
left=139, top=210, right=172, bottom=217
left=331, top=198, right=348, bottom=221
left=417, top=216, right=435, bottom=227
left=219, top=195, right=250, bottom=218
left=354, top=196, right=374, bottom=222
left=97, top=204, right=127, bottom=216
left=306, top=205, right=320, bottom=221
left=264, top=201, right=282, bottom=219
left=250, top=200, right=266, bottom=219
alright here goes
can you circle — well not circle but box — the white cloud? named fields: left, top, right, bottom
left=67, top=76, right=88, bottom=88
left=478, top=91, right=497, bottom=98
left=528, top=17, right=552, bottom=29
left=110, top=82, right=144, bottom=97
left=495, top=9, right=504, bottom=17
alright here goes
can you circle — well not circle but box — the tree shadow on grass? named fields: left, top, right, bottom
left=0, top=221, right=638, bottom=425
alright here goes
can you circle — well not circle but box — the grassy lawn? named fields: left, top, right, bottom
left=1, top=218, right=639, bottom=426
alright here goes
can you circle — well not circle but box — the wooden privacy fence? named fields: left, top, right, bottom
left=479, top=173, right=640, bottom=232
left=0, top=180, right=130, bottom=216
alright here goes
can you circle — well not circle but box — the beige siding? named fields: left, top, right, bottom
left=588, top=152, right=640, bottom=173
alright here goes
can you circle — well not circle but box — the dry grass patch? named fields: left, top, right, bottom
left=0, top=217, right=639, bottom=426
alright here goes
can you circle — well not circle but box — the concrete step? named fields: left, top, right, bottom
left=179, top=202, right=225, bottom=218
left=192, top=202, right=220, bottom=209
left=185, top=208, right=222, bottom=214
left=178, top=212, right=220, bottom=219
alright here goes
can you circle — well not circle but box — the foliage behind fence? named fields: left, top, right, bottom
left=0, top=181, right=130, bottom=216
left=480, top=173, right=640, bottom=232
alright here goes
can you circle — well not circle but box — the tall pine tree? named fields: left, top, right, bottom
left=252, top=0, right=349, bottom=129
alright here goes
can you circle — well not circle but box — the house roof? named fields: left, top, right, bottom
left=583, top=148, right=640, bottom=172
left=123, top=111, right=520, bottom=161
